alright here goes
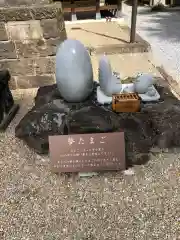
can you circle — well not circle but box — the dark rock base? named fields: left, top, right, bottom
left=0, top=104, right=19, bottom=131
left=15, top=82, right=180, bottom=167
left=0, top=70, right=19, bottom=131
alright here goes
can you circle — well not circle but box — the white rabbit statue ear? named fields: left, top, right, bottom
left=98, top=55, right=122, bottom=97
left=99, top=55, right=113, bottom=94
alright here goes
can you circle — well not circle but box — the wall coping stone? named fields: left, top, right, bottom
left=0, top=3, right=62, bottom=22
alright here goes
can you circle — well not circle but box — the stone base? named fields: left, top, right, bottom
left=0, top=70, right=19, bottom=130
left=0, top=104, right=19, bottom=131
left=15, top=81, right=180, bottom=167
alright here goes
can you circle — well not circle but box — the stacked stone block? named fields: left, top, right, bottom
left=0, top=0, right=67, bottom=89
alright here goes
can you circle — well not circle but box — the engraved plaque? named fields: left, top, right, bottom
left=49, top=132, right=125, bottom=173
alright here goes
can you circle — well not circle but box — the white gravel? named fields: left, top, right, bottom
left=122, top=4, right=180, bottom=83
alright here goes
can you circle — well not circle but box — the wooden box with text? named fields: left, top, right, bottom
left=112, top=93, right=140, bottom=113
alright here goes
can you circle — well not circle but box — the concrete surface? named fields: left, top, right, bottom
left=0, top=53, right=179, bottom=239
left=66, top=21, right=131, bottom=46
left=122, top=3, right=180, bottom=83
left=65, top=21, right=149, bottom=54
left=91, top=52, right=161, bottom=80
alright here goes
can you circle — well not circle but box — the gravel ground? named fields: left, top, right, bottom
left=0, top=89, right=180, bottom=240
left=122, top=4, right=180, bottom=83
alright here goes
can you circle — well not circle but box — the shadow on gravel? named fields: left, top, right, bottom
left=137, top=7, right=180, bottom=42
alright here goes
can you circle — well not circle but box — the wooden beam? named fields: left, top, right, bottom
left=62, top=0, right=96, bottom=8
left=130, top=0, right=138, bottom=43
left=63, top=4, right=118, bottom=13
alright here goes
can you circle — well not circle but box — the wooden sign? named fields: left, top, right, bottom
left=49, top=132, right=125, bottom=173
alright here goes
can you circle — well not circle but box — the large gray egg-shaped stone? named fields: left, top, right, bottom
left=56, top=39, right=93, bottom=102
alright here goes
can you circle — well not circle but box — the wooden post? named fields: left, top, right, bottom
left=114, top=0, right=122, bottom=18
left=130, top=0, right=138, bottom=43
left=71, top=0, right=77, bottom=21
left=170, top=0, right=174, bottom=5
left=149, top=0, right=154, bottom=6
left=96, top=0, right=101, bottom=19
left=117, top=0, right=122, bottom=12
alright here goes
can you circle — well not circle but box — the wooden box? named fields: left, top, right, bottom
left=112, top=93, right=140, bottom=113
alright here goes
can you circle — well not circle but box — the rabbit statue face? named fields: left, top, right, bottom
left=134, top=73, right=154, bottom=94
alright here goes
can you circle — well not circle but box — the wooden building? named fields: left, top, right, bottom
left=53, top=0, right=122, bottom=20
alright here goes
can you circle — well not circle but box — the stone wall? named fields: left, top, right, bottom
left=0, top=0, right=67, bottom=89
